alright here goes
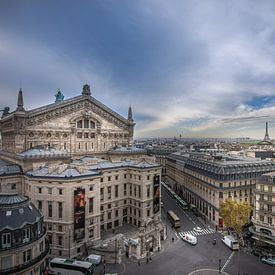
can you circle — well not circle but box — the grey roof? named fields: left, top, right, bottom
left=0, top=159, right=22, bottom=175
left=111, top=146, right=146, bottom=153
left=18, top=147, right=68, bottom=157
left=0, top=194, right=27, bottom=205
left=26, top=158, right=160, bottom=178
left=170, top=152, right=275, bottom=175
left=0, top=195, right=42, bottom=231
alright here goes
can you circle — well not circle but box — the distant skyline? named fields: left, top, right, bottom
left=1, top=1, right=275, bottom=139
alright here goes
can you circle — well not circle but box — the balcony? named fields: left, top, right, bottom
left=0, top=239, right=49, bottom=275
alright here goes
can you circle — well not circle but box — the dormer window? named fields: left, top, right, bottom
left=2, top=233, right=11, bottom=248
left=23, top=227, right=30, bottom=243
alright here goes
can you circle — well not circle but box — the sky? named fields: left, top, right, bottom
left=1, top=0, right=275, bottom=139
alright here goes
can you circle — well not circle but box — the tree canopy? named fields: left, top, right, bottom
left=219, top=199, right=252, bottom=235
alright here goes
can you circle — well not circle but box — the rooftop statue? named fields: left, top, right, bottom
left=55, top=89, right=64, bottom=103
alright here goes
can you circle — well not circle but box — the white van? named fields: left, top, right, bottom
left=180, top=233, right=197, bottom=245
left=221, top=235, right=239, bottom=250
left=84, top=254, right=102, bottom=266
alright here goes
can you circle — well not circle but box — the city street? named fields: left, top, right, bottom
left=122, top=186, right=275, bottom=275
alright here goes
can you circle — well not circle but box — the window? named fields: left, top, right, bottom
left=100, top=188, right=104, bottom=201
left=11, top=183, right=16, bottom=190
left=58, top=225, right=62, bottom=232
left=147, top=175, right=150, bottom=180
left=115, top=185, right=118, bottom=198
left=23, top=249, right=31, bottom=262
left=84, top=119, right=89, bottom=128
left=58, top=189, right=63, bottom=195
left=115, top=175, right=118, bottom=180
left=234, top=191, right=237, bottom=197
left=239, top=190, right=242, bottom=196
left=219, top=183, right=223, bottom=188
left=58, top=236, right=63, bottom=246
left=268, top=217, right=272, bottom=225
left=115, top=210, right=118, bottom=217
left=147, top=185, right=150, bottom=198
left=77, top=120, right=83, bottom=128
left=48, top=201, right=53, bottom=218
left=38, top=200, right=42, bottom=210
left=90, top=121, right=95, bottom=128
left=108, top=212, right=111, bottom=219
left=219, top=192, right=223, bottom=198
left=108, top=186, right=111, bottom=199
left=48, top=234, right=52, bottom=244
left=58, top=202, right=63, bottom=219
left=108, top=204, right=111, bottom=209
left=90, top=133, right=95, bottom=138
left=39, top=241, right=44, bottom=253
left=89, top=185, right=94, bottom=191
left=260, top=215, right=264, bottom=222
left=48, top=188, right=52, bottom=195
left=2, top=233, right=11, bottom=248
left=84, top=132, right=89, bottom=138
left=124, top=174, right=127, bottom=179
left=23, top=228, right=30, bottom=243
left=89, top=197, right=94, bottom=213
left=48, top=223, right=53, bottom=231
left=108, top=176, right=111, bottom=181
left=147, top=209, right=150, bottom=217
left=64, top=142, right=66, bottom=150
left=38, top=187, right=42, bottom=194
left=89, top=228, right=94, bottom=238
left=130, top=185, right=132, bottom=196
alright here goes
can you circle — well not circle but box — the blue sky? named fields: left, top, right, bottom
left=1, top=0, right=275, bottom=138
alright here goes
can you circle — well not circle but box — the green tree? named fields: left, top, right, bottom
left=219, top=199, right=252, bottom=236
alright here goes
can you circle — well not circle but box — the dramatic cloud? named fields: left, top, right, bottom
left=1, top=0, right=275, bottom=138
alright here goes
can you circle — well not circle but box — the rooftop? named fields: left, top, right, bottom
left=0, top=159, right=22, bottom=175
left=27, top=157, right=160, bottom=178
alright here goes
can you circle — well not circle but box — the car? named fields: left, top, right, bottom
left=193, top=227, right=203, bottom=233
left=260, top=257, right=275, bottom=266
left=84, top=254, right=102, bottom=266
left=252, top=249, right=266, bottom=258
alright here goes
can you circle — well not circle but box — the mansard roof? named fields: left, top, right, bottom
left=169, top=152, right=275, bottom=175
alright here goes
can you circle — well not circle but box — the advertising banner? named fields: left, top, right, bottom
left=153, top=175, right=160, bottom=213
left=74, top=188, right=85, bottom=241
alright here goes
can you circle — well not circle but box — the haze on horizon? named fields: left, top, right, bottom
left=1, top=0, right=275, bottom=139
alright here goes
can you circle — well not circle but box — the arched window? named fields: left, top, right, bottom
left=84, top=119, right=89, bottom=128
left=77, top=120, right=83, bottom=128
left=90, top=121, right=95, bottom=129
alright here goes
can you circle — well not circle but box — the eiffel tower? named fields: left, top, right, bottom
left=263, top=122, right=271, bottom=142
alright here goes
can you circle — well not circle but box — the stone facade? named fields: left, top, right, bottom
left=0, top=86, right=163, bottom=260
left=165, top=152, right=275, bottom=227
left=252, top=172, right=275, bottom=249
left=0, top=85, right=135, bottom=154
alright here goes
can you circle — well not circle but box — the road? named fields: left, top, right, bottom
left=122, top=185, right=275, bottom=275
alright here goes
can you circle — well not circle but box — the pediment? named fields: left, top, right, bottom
left=26, top=96, right=131, bottom=130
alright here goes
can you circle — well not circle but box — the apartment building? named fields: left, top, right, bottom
left=165, top=152, right=275, bottom=227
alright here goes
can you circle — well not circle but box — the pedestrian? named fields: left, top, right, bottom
left=215, top=225, right=218, bottom=232
left=172, top=237, right=174, bottom=243
left=138, top=259, right=141, bottom=266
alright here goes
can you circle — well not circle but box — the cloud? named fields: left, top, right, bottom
left=1, top=1, right=275, bottom=139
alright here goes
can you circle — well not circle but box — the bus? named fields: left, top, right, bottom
left=48, top=258, right=94, bottom=275
left=167, top=210, right=181, bottom=228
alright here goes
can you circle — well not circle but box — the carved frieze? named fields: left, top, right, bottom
left=26, top=99, right=129, bottom=131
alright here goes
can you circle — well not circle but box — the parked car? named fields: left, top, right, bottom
left=252, top=249, right=266, bottom=258
left=260, top=257, right=275, bottom=266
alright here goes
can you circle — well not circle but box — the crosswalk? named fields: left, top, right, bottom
left=178, top=228, right=215, bottom=237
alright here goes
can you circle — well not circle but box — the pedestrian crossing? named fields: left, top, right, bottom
left=178, top=228, right=215, bottom=237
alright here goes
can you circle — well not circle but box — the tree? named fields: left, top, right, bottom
left=219, top=199, right=252, bottom=236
